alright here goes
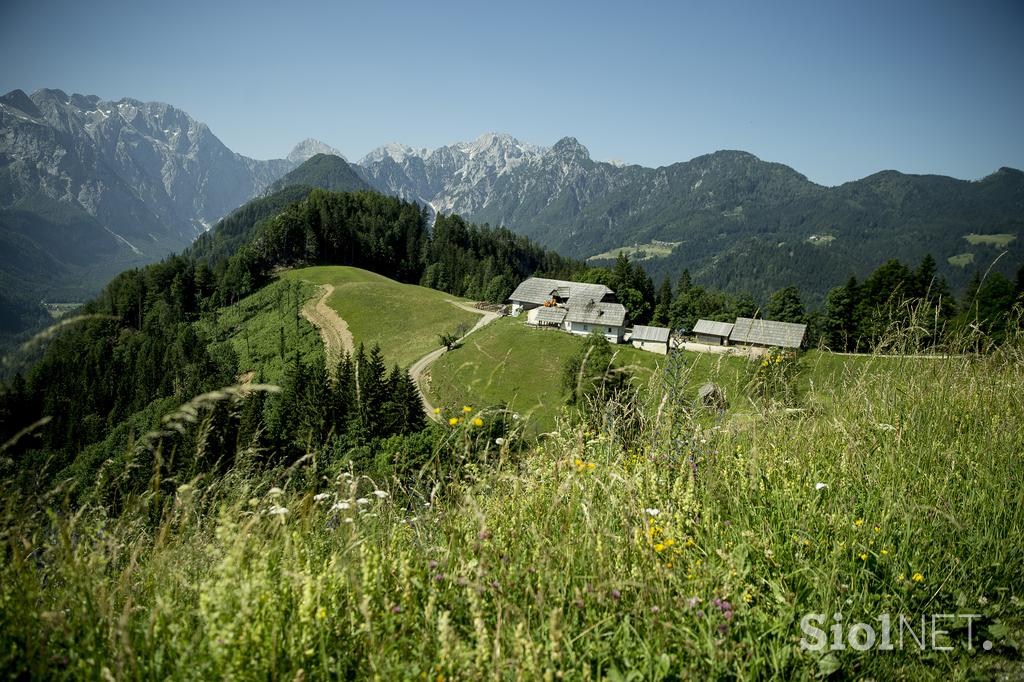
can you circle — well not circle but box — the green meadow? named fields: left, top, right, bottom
left=284, top=266, right=482, bottom=368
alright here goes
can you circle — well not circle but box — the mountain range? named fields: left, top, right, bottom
left=2, top=88, right=1022, bottom=341
left=357, top=134, right=1024, bottom=301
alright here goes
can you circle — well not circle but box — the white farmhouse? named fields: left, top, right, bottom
left=509, top=277, right=627, bottom=343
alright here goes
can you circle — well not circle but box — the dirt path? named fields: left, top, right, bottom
left=300, top=284, right=354, bottom=371
left=411, top=301, right=500, bottom=421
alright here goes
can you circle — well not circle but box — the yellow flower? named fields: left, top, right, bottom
left=433, top=407, right=441, bottom=414
left=874, top=526, right=880, bottom=533
left=472, top=417, right=484, bottom=427
left=854, top=518, right=865, bottom=528
left=665, top=562, right=673, bottom=569
left=316, top=606, right=327, bottom=621
left=912, top=572, right=924, bottom=583
left=775, top=356, right=782, bottom=364
left=859, top=553, right=868, bottom=561
left=881, top=549, right=889, bottom=556
left=586, top=462, right=595, bottom=470
left=654, top=543, right=666, bottom=552
left=664, top=538, right=676, bottom=547
left=462, top=406, right=473, bottom=413
left=448, top=417, right=459, bottom=426
left=743, top=591, right=753, bottom=603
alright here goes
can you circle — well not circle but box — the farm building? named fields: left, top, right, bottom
left=729, top=317, right=807, bottom=349
left=564, top=299, right=627, bottom=343
left=692, top=319, right=734, bottom=346
left=630, top=325, right=672, bottom=354
left=511, top=277, right=627, bottom=343
left=508, top=278, right=614, bottom=316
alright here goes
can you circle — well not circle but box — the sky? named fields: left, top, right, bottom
left=2, top=0, right=1022, bottom=186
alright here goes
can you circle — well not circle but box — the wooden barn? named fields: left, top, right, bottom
left=692, top=319, right=734, bottom=346
left=630, top=325, right=672, bottom=354
left=728, top=317, right=807, bottom=349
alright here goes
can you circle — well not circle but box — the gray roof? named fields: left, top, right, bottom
left=566, top=300, right=627, bottom=327
left=509, top=277, right=613, bottom=306
left=631, top=325, right=671, bottom=343
left=729, top=317, right=807, bottom=348
left=692, top=319, right=735, bottom=337
left=534, top=307, right=567, bottom=324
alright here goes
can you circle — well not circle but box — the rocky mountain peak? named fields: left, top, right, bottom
left=287, top=138, right=346, bottom=164
left=548, top=136, right=591, bottom=160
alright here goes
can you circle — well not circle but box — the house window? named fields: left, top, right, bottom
left=607, top=327, right=612, bottom=333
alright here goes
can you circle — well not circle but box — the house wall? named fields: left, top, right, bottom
left=695, top=333, right=728, bottom=346
left=567, top=321, right=623, bottom=343
left=510, top=301, right=540, bottom=317
left=632, top=339, right=668, bottom=355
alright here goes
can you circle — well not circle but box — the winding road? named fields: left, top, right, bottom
left=300, top=287, right=498, bottom=420
left=300, top=284, right=354, bottom=372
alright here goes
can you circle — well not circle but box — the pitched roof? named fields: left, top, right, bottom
left=566, top=300, right=627, bottom=327
left=692, top=319, right=735, bottom=337
left=508, top=277, right=613, bottom=306
left=729, top=317, right=806, bottom=348
left=534, top=307, right=567, bottom=324
left=631, top=325, right=671, bottom=343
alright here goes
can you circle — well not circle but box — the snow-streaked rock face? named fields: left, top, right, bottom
left=0, top=88, right=297, bottom=253
left=357, top=132, right=636, bottom=233
left=287, top=138, right=346, bottom=164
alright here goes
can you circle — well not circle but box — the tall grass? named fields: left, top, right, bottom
left=2, top=331, right=1023, bottom=679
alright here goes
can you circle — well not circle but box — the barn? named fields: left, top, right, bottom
left=630, top=325, right=672, bottom=354
left=692, top=319, right=734, bottom=346
left=729, top=317, right=807, bottom=349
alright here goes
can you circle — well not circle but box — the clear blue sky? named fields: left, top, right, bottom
left=2, top=0, right=1022, bottom=185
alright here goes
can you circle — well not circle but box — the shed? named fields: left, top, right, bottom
left=729, top=317, right=806, bottom=349
left=692, top=319, right=734, bottom=346
left=630, top=325, right=671, bottom=354
left=533, top=306, right=567, bottom=327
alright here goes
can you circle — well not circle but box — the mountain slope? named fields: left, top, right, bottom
left=357, top=136, right=1024, bottom=302
left=0, top=89, right=317, bottom=342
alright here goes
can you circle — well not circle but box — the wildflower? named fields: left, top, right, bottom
left=356, top=497, right=370, bottom=505
left=268, top=487, right=284, bottom=497
left=654, top=543, right=666, bottom=552
left=331, top=501, right=351, bottom=511
left=268, top=505, right=289, bottom=516
left=343, top=517, right=354, bottom=523
left=432, top=407, right=441, bottom=415
left=611, top=589, right=622, bottom=601
left=859, top=553, right=868, bottom=561
left=645, top=508, right=661, bottom=517
left=313, top=492, right=331, bottom=502
left=428, top=560, right=439, bottom=570
left=665, top=538, right=676, bottom=547
left=391, top=605, right=403, bottom=614
left=448, top=417, right=459, bottom=426
left=472, top=417, right=484, bottom=427
left=881, top=549, right=889, bottom=555
left=316, top=607, right=327, bottom=621
left=912, top=572, right=924, bottom=583
left=372, top=490, right=388, bottom=499
left=743, top=591, right=753, bottom=604
left=495, top=437, right=506, bottom=446
left=650, top=606, right=661, bottom=614
left=687, top=597, right=701, bottom=609
left=874, top=526, right=881, bottom=533
left=854, top=518, right=865, bottom=528
left=815, top=482, right=828, bottom=491
left=462, top=406, right=473, bottom=413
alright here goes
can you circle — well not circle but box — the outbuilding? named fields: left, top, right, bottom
left=630, top=325, right=672, bottom=354
left=728, top=317, right=807, bottom=350
left=692, top=319, right=734, bottom=346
